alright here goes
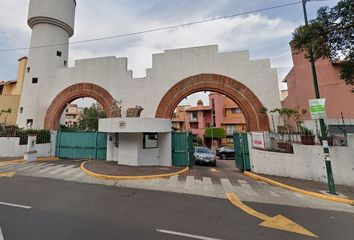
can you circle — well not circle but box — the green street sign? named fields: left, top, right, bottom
left=309, top=98, right=326, bottom=119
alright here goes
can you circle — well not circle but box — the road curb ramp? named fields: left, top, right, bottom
left=244, top=171, right=354, bottom=205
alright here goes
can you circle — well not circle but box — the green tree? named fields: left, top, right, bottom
left=78, top=103, right=106, bottom=131
left=291, top=0, right=354, bottom=91
left=205, top=128, right=226, bottom=139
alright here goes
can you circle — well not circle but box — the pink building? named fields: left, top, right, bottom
left=282, top=47, right=354, bottom=123
left=174, top=92, right=246, bottom=145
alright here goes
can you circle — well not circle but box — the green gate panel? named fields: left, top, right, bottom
left=96, top=132, right=108, bottom=160
left=241, top=133, right=251, bottom=171
left=56, top=130, right=107, bottom=160
left=172, top=132, right=194, bottom=167
left=233, top=132, right=251, bottom=171
left=233, top=133, right=243, bottom=170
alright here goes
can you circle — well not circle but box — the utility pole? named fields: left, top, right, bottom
left=211, top=111, right=214, bottom=152
left=301, top=0, right=336, bottom=194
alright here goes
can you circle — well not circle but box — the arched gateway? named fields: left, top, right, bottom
left=155, top=74, right=270, bottom=131
left=44, top=83, right=117, bottom=130
left=17, top=0, right=281, bottom=166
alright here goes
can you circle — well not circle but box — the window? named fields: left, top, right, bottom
left=190, top=122, right=198, bottom=129
left=26, top=119, right=33, bottom=127
left=0, top=85, right=3, bottom=95
left=64, top=60, right=67, bottom=66
left=20, top=107, right=23, bottom=113
left=231, top=108, right=241, bottom=114
left=190, top=112, right=198, bottom=121
left=114, top=133, right=119, bottom=148
left=27, top=67, right=30, bottom=73
left=32, top=78, right=38, bottom=84
left=56, top=51, right=62, bottom=57
left=143, top=133, right=158, bottom=149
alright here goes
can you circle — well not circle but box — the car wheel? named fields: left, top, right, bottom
left=221, top=154, right=227, bottom=160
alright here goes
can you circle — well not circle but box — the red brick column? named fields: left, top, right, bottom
left=155, top=74, right=270, bottom=131
left=44, top=83, right=116, bottom=130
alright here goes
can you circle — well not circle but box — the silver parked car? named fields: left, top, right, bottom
left=194, top=147, right=216, bottom=166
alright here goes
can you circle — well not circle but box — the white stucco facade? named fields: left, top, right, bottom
left=0, top=137, right=53, bottom=158
left=17, top=0, right=281, bottom=130
left=250, top=134, right=354, bottom=187
left=99, top=118, right=171, bottom=166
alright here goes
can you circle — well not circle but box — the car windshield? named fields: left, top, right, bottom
left=195, top=147, right=211, bottom=154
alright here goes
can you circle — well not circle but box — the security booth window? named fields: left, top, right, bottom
left=143, top=133, right=158, bottom=149
left=114, top=133, right=119, bottom=148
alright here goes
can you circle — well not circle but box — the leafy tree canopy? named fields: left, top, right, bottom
left=77, top=103, right=106, bottom=131
left=205, top=128, right=226, bottom=139
left=291, top=0, right=354, bottom=91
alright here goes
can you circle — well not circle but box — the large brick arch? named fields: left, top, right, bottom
left=44, top=83, right=116, bottom=130
left=155, top=74, right=270, bottom=131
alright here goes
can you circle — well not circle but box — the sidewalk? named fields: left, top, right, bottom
left=257, top=173, right=354, bottom=200
left=0, top=157, right=22, bottom=162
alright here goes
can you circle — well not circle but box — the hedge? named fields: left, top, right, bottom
left=205, top=128, right=226, bottom=139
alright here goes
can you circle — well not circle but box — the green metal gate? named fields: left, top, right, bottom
left=233, top=132, right=251, bottom=171
left=56, top=130, right=107, bottom=160
left=172, top=132, right=195, bottom=167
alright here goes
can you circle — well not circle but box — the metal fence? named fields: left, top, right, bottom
left=252, top=130, right=348, bottom=154
left=0, top=125, right=51, bottom=145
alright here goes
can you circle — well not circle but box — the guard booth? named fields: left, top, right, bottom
left=99, top=118, right=172, bottom=166
left=172, top=132, right=195, bottom=167
left=233, top=132, right=251, bottom=172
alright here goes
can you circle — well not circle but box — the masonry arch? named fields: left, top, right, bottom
left=44, top=83, right=117, bottom=130
left=155, top=74, right=270, bottom=131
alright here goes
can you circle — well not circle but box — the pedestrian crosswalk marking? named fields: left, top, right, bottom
left=238, top=179, right=257, bottom=196
left=4, top=162, right=318, bottom=208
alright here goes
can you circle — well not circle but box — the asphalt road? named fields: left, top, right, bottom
left=0, top=175, right=353, bottom=240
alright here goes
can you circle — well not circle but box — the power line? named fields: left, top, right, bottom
left=0, top=1, right=302, bottom=52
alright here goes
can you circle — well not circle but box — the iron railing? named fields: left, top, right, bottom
left=0, top=125, right=51, bottom=145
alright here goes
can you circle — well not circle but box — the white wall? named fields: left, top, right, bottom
left=117, top=133, right=139, bottom=166
left=106, top=133, right=115, bottom=161
left=0, top=138, right=22, bottom=157
left=158, top=133, right=172, bottom=166
left=250, top=134, right=354, bottom=187
left=18, top=45, right=281, bottom=129
left=0, top=137, right=52, bottom=158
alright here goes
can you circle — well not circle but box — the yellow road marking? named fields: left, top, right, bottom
left=0, top=172, right=16, bottom=178
left=226, top=192, right=318, bottom=238
left=244, top=171, right=354, bottom=205
left=0, top=160, right=25, bottom=166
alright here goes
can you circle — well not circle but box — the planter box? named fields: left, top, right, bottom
left=300, top=135, right=315, bottom=145
left=277, top=142, right=294, bottom=153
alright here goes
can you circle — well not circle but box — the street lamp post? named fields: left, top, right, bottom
left=301, top=0, right=336, bottom=194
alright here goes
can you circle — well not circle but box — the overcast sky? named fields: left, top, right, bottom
left=0, top=0, right=339, bottom=107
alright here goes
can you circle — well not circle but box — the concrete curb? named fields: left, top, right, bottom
left=80, top=161, right=189, bottom=181
left=244, top=171, right=354, bottom=205
left=0, top=157, right=59, bottom=166
left=0, top=160, right=26, bottom=166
